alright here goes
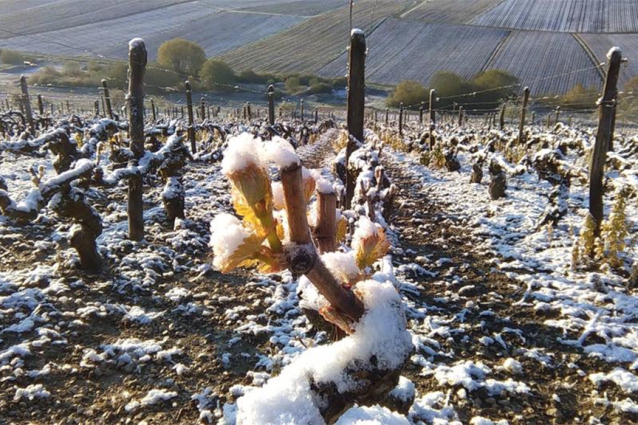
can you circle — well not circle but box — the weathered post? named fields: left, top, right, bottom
left=398, top=103, right=404, bottom=136
left=101, top=79, right=113, bottom=119
left=531, top=111, right=535, bottom=126
left=499, top=104, right=506, bottom=130
left=568, top=115, right=572, bottom=127
left=19, top=76, right=35, bottom=133
left=590, top=47, right=622, bottom=237
left=315, top=109, right=319, bottom=124
left=200, top=97, right=206, bottom=121
left=246, top=102, right=252, bottom=120
left=127, top=38, right=148, bottom=242
left=37, top=94, right=43, bottom=116
left=555, top=106, right=561, bottom=125
left=94, top=100, right=99, bottom=117
left=546, top=113, right=552, bottom=128
left=315, top=187, right=338, bottom=253
left=300, top=99, right=304, bottom=121
left=385, top=108, right=389, bottom=125
left=267, top=85, right=276, bottom=125
left=66, top=101, right=70, bottom=114
left=185, top=81, right=196, bottom=153
left=151, top=98, right=157, bottom=122
left=517, top=87, right=530, bottom=144
left=345, top=29, right=366, bottom=210
left=429, top=89, right=437, bottom=128
left=458, top=106, right=464, bottom=126
left=419, top=101, right=425, bottom=124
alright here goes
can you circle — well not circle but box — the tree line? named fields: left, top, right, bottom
left=0, top=39, right=346, bottom=97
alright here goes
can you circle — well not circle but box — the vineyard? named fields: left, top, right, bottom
left=469, top=0, right=638, bottom=33
left=318, top=20, right=508, bottom=87
left=2, top=0, right=638, bottom=95
left=0, top=26, right=637, bottom=425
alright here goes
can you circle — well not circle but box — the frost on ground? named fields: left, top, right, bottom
left=1, top=119, right=638, bottom=424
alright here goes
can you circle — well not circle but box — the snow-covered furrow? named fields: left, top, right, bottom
left=386, top=141, right=638, bottom=418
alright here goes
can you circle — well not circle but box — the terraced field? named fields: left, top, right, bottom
left=0, top=4, right=304, bottom=60
left=218, top=0, right=409, bottom=75
left=106, top=12, right=306, bottom=60
left=239, top=0, right=346, bottom=16
left=580, top=33, right=638, bottom=86
left=0, top=0, right=191, bottom=37
left=402, top=0, right=504, bottom=25
left=470, top=0, right=638, bottom=33
left=485, top=32, right=603, bottom=95
left=1, top=0, right=638, bottom=96
left=318, top=19, right=508, bottom=86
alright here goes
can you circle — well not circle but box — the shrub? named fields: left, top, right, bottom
left=29, top=66, right=63, bottom=85
left=157, top=38, right=206, bottom=76
left=200, top=59, right=236, bottom=89
left=237, top=69, right=275, bottom=84
left=430, top=71, right=472, bottom=98
left=472, top=69, right=519, bottom=101
left=1, top=49, right=26, bottom=65
left=386, top=80, right=428, bottom=108
left=307, top=82, right=333, bottom=95
left=285, top=76, right=302, bottom=94
left=146, top=63, right=181, bottom=89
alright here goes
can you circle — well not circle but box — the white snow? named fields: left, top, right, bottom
left=590, top=368, right=638, bottom=393
left=125, top=389, right=177, bottom=412
left=209, top=213, right=255, bottom=271
left=235, top=280, right=412, bottom=424
left=14, top=384, right=50, bottom=401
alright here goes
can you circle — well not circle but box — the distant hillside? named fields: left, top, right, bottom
left=1, top=0, right=637, bottom=94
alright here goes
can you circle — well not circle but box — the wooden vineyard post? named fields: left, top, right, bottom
left=246, top=102, right=252, bottom=120
left=200, top=97, right=206, bottom=121
left=66, top=101, right=70, bottom=114
left=590, top=47, right=622, bottom=237
left=546, top=114, right=552, bottom=128
left=398, top=103, right=404, bottom=136
left=555, top=107, right=561, bottom=125
left=315, top=109, right=319, bottom=124
left=345, top=29, right=366, bottom=210
left=185, top=81, right=196, bottom=154
left=419, top=101, right=425, bottom=124
left=568, top=115, right=572, bottom=127
left=101, top=79, right=113, bottom=119
left=315, top=189, right=338, bottom=253
left=385, top=108, right=389, bottom=125
left=429, top=89, right=437, bottom=128
left=268, top=85, right=275, bottom=125
left=531, top=111, right=535, bottom=126
left=127, top=38, right=148, bottom=242
left=37, top=94, right=43, bottom=116
left=101, top=96, right=106, bottom=118
left=300, top=99, right=304, bottom=122
left=20, top=76, right=35, bottom=133
left=94, top=100, right=100, bottom=117
left=151, top=98, right=157, bottom=122
left=499, top=104, right=506, bottom=130
left=517, top=87, right=530, bottom=144
left=458, top=106, right=464, bottom=126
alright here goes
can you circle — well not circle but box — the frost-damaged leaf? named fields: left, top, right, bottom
left=354, top=225, right=391, bottom=270
left=302, top=168, right=317, bottom=203
left=221, top=233, right=272, bottom=273
left=232, top=189, right=266, bottom=236
left=227, top=163, right=273, bottom=219
left=337, top=216, right=348, bottom=243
